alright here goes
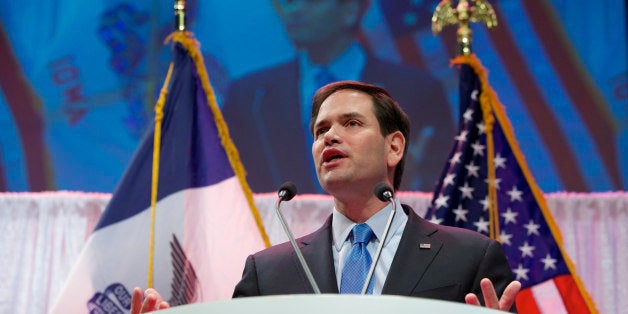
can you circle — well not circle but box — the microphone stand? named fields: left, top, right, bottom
left=361, top=188, right=397, bottom=295
left=275, top=194, right=321, bottom=294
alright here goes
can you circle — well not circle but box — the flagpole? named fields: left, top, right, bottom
left=174, top=0, right=186, bottom=32
left=146, top=0, right=187, bottom=290
left=431, top=0, right=501, bottom=239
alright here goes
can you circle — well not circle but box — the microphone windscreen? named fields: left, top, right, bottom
left=374, top=182, right=393, bottom=202
left=278, top=181, right=298, bottom=201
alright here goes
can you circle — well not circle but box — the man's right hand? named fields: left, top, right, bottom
left=130, top=287, right=170, bottom=313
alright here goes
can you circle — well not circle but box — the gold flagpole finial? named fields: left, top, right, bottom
left=431, top=0, right=497, bottom=55
left=174, top=0, right=186, bottom=31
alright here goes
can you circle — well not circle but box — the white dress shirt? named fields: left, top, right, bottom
left=331, top=199, right=408, bottom=294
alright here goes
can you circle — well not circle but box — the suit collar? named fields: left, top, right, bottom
left=297, top=215, right=339, bottom=293
left=293, top=205, right=445, bottom=296
left=382, top=205, right=443, bottom=296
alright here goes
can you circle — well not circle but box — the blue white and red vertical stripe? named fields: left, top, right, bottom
left=426, top=55, right=597, bottom=313
left=50, top=33, right=267, bottom=313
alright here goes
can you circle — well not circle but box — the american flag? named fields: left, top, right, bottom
left=425, top=55, right=597, bottom=313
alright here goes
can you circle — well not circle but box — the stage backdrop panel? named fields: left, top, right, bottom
left=0, top=191, right=626, bottom=313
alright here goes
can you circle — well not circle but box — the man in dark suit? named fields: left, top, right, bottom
left=222, top=0, right=454, bottom=193
left=131, top=81, right=520, bottom=313
left=233, top=208, right=515, bottom=301
left=231, top=81, right=519, bottom=310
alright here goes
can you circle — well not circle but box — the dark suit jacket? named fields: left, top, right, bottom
left=233, top=205, right=515, bottom=310
left=222, top=57, right=454, bottom=193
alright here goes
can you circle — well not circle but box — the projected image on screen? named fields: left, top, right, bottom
left=221, top=0, right=455, bottom=193
left=0, top=0, right=625, bottom=193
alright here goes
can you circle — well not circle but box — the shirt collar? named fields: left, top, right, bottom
left=332, top=198, right=405, bottom=252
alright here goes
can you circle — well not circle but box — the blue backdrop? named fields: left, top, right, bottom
left=0, top=0, right=625, bottom=193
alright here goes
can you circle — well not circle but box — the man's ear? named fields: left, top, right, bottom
left=387, top=131, right=405, bottom=168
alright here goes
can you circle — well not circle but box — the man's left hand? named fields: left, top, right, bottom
left=465, top=278, right=521, bottom=311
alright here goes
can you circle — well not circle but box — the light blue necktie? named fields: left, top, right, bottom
left=340, top=223, right=374, bottom=294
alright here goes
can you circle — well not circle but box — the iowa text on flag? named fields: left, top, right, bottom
left=50, top=32, right=269, bottom=313
left=425, top=55, right=597, bottom=313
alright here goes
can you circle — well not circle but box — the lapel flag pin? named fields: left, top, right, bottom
left=419, top=243, right=431, bottom=249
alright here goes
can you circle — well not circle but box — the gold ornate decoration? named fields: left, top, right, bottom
left=431, top=0, right=497, bottom=55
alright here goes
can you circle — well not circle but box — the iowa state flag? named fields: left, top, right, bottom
left=50, top=32, right=269, bottom=313
left=425, top=55, right=597, bottom=313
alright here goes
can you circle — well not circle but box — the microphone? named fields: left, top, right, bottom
left=374, top=182, right=394, bottom=202
left=274, top=182, right=321, bottom=294
left=278, top=181, right=297, bottom=201
left=361, top=183, right=398, bottom=295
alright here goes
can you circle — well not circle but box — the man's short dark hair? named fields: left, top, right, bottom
left=309, top=80, right=411, bottom=191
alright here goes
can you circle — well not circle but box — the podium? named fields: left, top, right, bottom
left=158, top=294, right=505, bottom=313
